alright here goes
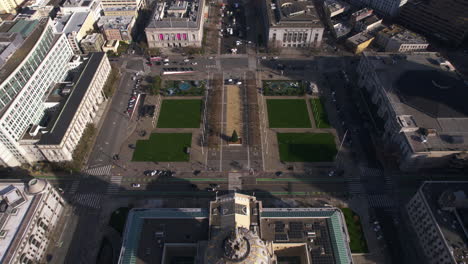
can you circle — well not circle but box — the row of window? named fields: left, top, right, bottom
left=152, top=33, right=196, bottom=42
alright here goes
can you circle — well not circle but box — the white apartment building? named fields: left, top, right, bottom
left=406, top=181, right=468, bottom=264
left=19, top=52, right=110, bottom=162
left=145, top=0, right=206, bottom=48
left=0, top=178, right=65, bottom=263
left=0, top=18, right=74, bottom=167
left=349, top=0, right=407, bottom=17
left=54, top=12, right=96, bottom=54
left=357, top=52, right=468, bottom=171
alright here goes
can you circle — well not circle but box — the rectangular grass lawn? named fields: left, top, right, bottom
left=310, top=98, right=331, bottom=128
left=157, top=99, right=202, bottom=128
left=341, top=208, right=369, bottom=253
left=277, top=133, right=337, bottom=162
left=267, top=99, right=311, bottom=128
left=132, top=133, right=191, bottom=162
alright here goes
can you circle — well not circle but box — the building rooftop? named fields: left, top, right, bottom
left=98, top=16, right=134, bottom=30
left=147, top=0, right=203, bottom=29
left=419, top=181, right=468, bottom=263
left=119, top=194, right=352, bottom=264
left=323, top=0, right=350, bottom=17
left=81, top=32, right=102, bottom=43
left=62, top=0, right=93, bottom=7
left=347, top=30, right=375, bottom=45
left=36, top=52, right=105, bottom=145
left=363, top=52, right=468, bottom=153
left=379, top=25, right=427, bottom=44
left=0, top=182, right=39, bottom=263
left=266, top=0, right=323, bottom=28
left=62, top=12, right=89, bottom=34
left=103, top=6, right=137, bottom=12
left=0, top=19, right=47, bottom=89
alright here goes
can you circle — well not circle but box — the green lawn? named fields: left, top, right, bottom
left=157, top=99, right=201, bottom=128
left=267, top=99, right=311, bottom=128
left=277, top=133, right=337, bottom=162
left=132, top=133, right=192, bottom=162
left=310, top=98, right=331, bottom=128
left=341, top=208, right=369, bottom=253
left=108, top=207, right=130, bottom=235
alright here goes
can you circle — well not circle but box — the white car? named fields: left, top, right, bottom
left=191, top=62, right=198, bottom=65
left=183, top=59, right=190, bottom=62
left=131, top=183, right=141, bottom=188
left=163, top=62, right=169, bottom=66
left=163, top=58, right=170, bottom=62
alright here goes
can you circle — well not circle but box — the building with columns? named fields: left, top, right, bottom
left=0, top=18, right=74, bottom=167
left=19, top=52, right=110, bottom=162
left=262, top=0, right=324, bottom=49
left=0, top=178, right=65, bottom=263
left=145, top=0, right=206, bottom=48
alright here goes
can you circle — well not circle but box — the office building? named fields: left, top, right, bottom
left=375, top=25, right=428, bottom=52
left=19, top=52, right=110, bottom=162
left=100, top=0, right=143, bottom=10
left=323, top=0, right=350, bottom=18
left=0, top=18, right=74, bottom=167
left=262, top=0, right=324, bottom=49
left=0, top=0, right=21, bottom=14
left=80, top=33, right=104, bottom=52
left=98, top=16, right=135, bottom=42
left=145, top=0, right=206, bottom=48
left=398, top=0, right=468, bottom=46
left=54, top=12, right=95, bottom=54
left=357, top=52, right=468, bottom=170
left=60, top=0, right=102, bottom=23
left=406, top=181, right=468, bottom=264
left=349, top=0, right=407, bottom=17
left=0, top=178, right=65, bottom=263
left=118, top=193, right=353, bottom=264
left=103, top=6, right=137, bottom=16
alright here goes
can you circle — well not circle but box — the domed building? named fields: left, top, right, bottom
left=118, top=193, right=353, bottom=264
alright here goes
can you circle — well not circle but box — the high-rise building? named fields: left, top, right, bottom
left=0, top=18, right=74, bottom=166
left=349, top=0, right=407, bottom=17
left=406, top=181, right=468, bottom=264
left=398, top=0, right=468, bottom=46
left=0, top=179, right=65, bottom=263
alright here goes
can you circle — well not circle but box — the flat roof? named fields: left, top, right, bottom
left=266, top=0, right=323, bottom=28
left=0, top=183, right=38, bottom=263
left=363, top=52, right=468, bottom=152
left=419, top=181, right=468, bottom=264
left=98, top=16, right=134, bottom=29
left=147, top=0, right=203, bottom=29
left=62, top=12, right=89, bottom=34
left=37, top=52, right=105, bottom=145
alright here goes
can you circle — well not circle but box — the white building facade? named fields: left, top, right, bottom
left=0, top=179, right=65, bottom=264
left=349, top=0, right=407, bottom=17
left=0, top=18, right=74, bottom=167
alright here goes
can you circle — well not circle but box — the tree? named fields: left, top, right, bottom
left=230, top=130, right=239, bottom=142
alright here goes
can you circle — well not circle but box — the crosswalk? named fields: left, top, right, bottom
left=107, top=176, right=123, bottom=195
left=367, top=194, right=394, bottom=208
left=72, top=193, right=102, bottom=209
left=360, top=166, right=383, bottom=178
left=347, top=172, right=364, bottom=196
left=68, top=180, right=80, bottom=195
left=84, top=165, right=112, bottom=176
left=206, top=65, right=217, bottom=69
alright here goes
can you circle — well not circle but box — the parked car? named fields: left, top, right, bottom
left=131, top=183, right=141, bottom=188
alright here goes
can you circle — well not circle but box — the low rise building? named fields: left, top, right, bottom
left=98, top=16, right=135, bottom=42
left=19, top=52, right=110, bottom=162
left=375, top=25, right=428, bottom=52
left=406, top=181, right=468, bottom=264
left=354, top=14, right=382, bottom=31
left=357, top=52, right=468, bottom=170
left=145, top=0, right=206, bottom=48
left=349, top=7, right=373, bottom=25
left=54, top=12, right=95, bottom=54
left=118, top=193, right=352, bottom=264
left=102, top=39, right=119, bottom=52
left=101, top=0, right=144, bottom=10
left=323, top=0, right=350, bottom=18
left=262, top=0, right=324, bottom=49
left=346, top=30, right=376, bottom=54
left=103, top=6, right=137, bottom=16
left=80, top=33, right=104, bottom=53
left=0, top=179, right=65, bottom=263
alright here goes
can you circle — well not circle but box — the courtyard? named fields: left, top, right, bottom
left=277, top=133, right=337, bottom=162
left=157, top=99, right=202, bottom=128
left=267, top=99, right=311, bottom=128
left=132, top=133, right=192, bottom=162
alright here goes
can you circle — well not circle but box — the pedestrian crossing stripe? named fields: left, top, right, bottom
left=84, top=165, right=112, bottom=176
left=73, top=193, right=102, bottom=209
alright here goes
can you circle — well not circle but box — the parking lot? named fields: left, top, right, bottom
left=220, top=0, right=249, bottom=54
